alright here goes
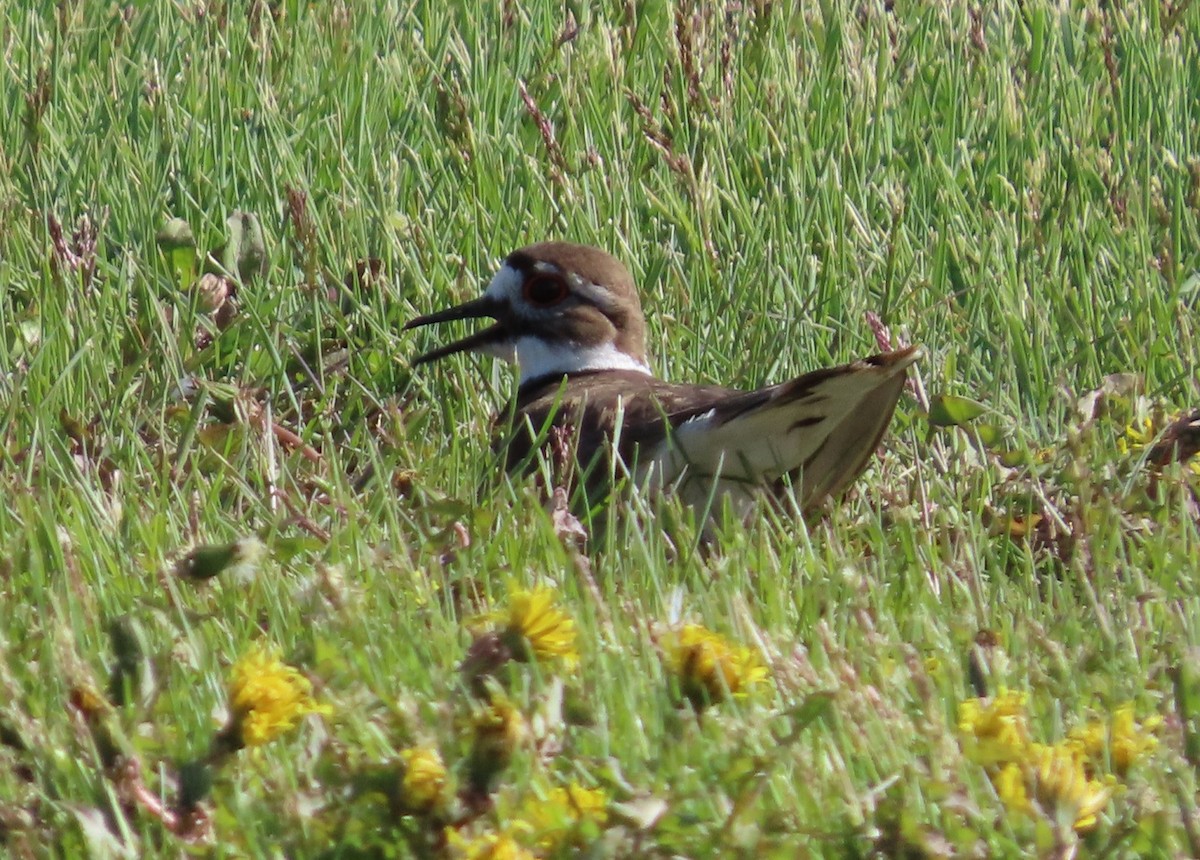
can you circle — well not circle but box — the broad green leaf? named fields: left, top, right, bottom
left=155, top=218, right=195, bottom=250
left=974, top=422, right=1004, bottom=448
left=223, top=211, right=268, bottom=282
left=927, top=394, right=988, bottom=427
left=157, top=218, right=198, bottom=287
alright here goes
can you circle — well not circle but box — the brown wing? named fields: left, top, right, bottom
left=663, top=346, right=922, bottom=508
left=500, top=345, right=920, bottom=510
left=500, top=370, right=737, bottom=474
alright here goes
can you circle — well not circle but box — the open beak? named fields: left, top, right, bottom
left=403, top=296, right=510, bottom=366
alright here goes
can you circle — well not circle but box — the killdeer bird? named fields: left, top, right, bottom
left=405, top=242, right=921, bottom=518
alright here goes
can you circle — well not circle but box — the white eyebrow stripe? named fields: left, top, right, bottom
left=571, top=276, right=619, bottom=310
left=486, top=261, right=615, bottom=316
left=484, top=264, right=523, bottom=301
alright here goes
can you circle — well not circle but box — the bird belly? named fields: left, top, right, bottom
left=635, top=436, right=768, bottom=521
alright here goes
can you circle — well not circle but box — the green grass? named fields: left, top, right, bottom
left=3, top=0, right=1200, bottom=856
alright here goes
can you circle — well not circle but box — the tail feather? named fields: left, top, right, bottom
left=789, top=366, right=910, bottom=506
left=661, top=345, right=922, bottom=510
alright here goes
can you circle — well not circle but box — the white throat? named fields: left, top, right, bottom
left=514, top=337, right=652, bottom=384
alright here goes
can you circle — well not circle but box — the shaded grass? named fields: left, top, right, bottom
left=1, top=0, right=1200, bottom=857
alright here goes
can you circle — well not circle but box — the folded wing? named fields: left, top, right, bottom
left=658, top=345, right=922, bottom=510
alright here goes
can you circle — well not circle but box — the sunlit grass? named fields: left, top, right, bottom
left=2, top=1, right=1200, bottom=856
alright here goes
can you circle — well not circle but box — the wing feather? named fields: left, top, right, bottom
left=656, top=346, right=921, bottom=509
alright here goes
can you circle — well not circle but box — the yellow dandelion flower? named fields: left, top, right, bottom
left=957, top=690, right=1031, bottom=765
left=662, top=624, right=768, bottom=708
left=991, top=761, right=1031, bottom=815
left=1067, top=704, right=1160, bottom=776
left=227, top=644, right=330, bottom=747
left=958, top=693, right=1126, bottom=833
left=1110, top=706, right=1162, bottom=773
left=1025, top=742, right=1112, bottom=832
left=398, top=747, right=448, bottom=814
left=522, top=782, right=608, bottom=851
left=1117, top=416, right=1156, bottom=454
left=445, top=828, right=537, bottom=860
left=472, top=693, right=525, bottom=748
left=1000, top=513, right=1043, bottom=539
left=1119, top=413, right=1200, bottom=477
left=69, top=683, right=110, bottom=718
left=491, top=586, right=578, bottom=666
left=467, top=693, right=526, bottom=793
left=1066, top=720, right=1105, bottom=763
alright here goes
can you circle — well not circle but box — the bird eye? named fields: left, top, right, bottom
left=523, top=274, right=569, bottom=307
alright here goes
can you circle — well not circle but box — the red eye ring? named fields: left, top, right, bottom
left=523, top=274, right=569, bottom=307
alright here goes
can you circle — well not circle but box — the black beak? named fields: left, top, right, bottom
left=404, top=296, right=508, bottom=366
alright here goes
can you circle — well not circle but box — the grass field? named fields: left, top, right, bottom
left=3, top=1, right=1200, bottom=857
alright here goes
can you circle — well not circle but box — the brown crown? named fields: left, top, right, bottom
left=505, top=242, right=648, bottom=364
